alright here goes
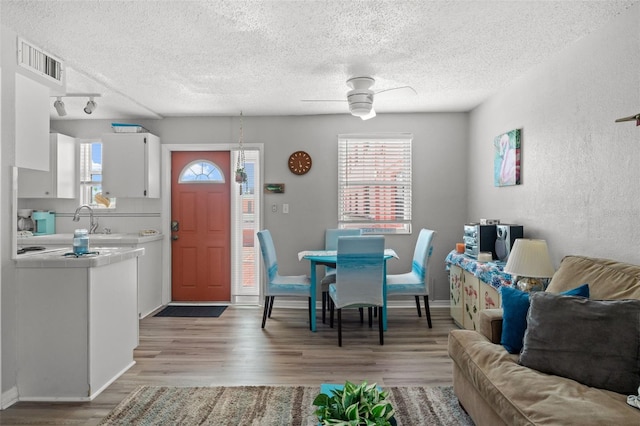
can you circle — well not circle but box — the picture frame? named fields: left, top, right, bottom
left=494, top=129, right=521, bottom=186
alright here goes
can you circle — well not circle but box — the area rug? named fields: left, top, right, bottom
left=99, top=385, right=474, bottom=425
left=154, top=305, right=227, bottom=317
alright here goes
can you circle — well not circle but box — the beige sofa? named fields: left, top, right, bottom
left=448, top=255, right=640, bottom=425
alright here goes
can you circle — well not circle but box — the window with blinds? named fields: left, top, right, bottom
left=79, top=141, right=116, bottom=208
left=338, top=134, right=412, bottom=234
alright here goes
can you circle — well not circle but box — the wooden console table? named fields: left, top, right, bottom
left=446, top=250, right=513, bottom=330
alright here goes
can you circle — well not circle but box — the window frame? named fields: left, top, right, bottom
left=79, top=140, right=116, bottom=209
left=337, top=133, right=413, bottom=235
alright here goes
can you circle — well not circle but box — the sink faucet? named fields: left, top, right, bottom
left=73, top=204, right=99, bottom=234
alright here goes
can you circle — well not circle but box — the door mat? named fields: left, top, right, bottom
left=154, top=305, right=227, bottom=318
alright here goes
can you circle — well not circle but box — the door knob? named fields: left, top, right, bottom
left=172, top=235, right=179, bottom=241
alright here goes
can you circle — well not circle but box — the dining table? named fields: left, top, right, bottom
left=298, top=249, right=398, bottom=332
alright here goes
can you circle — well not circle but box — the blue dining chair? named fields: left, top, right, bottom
left=386, top=228, right=436, bottom=328
left=329, top=235, right=385, bottom=347
left=257, top=230, right=312, bottom=329
left=320, top=228, right=362, bottom=323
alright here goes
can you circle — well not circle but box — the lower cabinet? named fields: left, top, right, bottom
left=17, top=258, right=138, bottom=400
left=449, top=265, right=464, bottom=327
left=137, top=239, right=163, bottom=318
left=449, top=266, right=503, bottom=330
left=462, top=271, right=480, bottom=330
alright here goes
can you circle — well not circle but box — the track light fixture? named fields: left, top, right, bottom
left=53, top=97, right=67, bottom=116
left=50, top=93, right=101, bottom=117
left=83, top=97, right=97, bottom=114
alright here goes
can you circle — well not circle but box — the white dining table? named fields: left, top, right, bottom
left=298, top=249, right=398, bottom=332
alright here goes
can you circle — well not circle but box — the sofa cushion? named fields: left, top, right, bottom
left=547, top=255, right=640, bottom=299
left=520, top=292, right=640, bottom=395
left=499, top=284, right=589, bottom=354
left=448, top=329, right=640, bottom=425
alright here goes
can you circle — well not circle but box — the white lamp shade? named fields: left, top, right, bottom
left=503, top=239, right=555, bottom=278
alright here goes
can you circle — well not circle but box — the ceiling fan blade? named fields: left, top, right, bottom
left=614, top=113, right=640, bottom=125
left=361, top=108, right=376, bottom=120
left=375, top=85, right=417, bottom=97
left=301, top=99, right=346, bottom=103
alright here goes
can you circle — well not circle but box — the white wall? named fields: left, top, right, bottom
left=468, top=4, right=640, bottom=266
left=51, top=113, right=469, bottom=302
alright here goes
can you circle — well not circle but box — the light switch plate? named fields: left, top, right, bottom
left=283, top=204, right=289, bottom=214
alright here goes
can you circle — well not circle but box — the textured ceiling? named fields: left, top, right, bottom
left=1, top=0, right=637, bottom=120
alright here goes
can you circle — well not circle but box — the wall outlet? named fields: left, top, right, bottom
left=271, top=204, right=277, bottom=213
left=282, top=204, right=289, bottom=214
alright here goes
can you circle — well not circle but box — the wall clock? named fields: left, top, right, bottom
left=288, top=150, right=312, bottom=175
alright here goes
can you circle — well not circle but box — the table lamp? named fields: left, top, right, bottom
left=503, top=239, right=555, bottom=292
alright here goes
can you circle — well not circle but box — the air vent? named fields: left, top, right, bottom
left=17, top=38, right=63, bottom=85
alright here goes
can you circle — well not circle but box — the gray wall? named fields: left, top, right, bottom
left=51, top=112, right=470, bottom=302
left=467, top=4, right=640, bottom=266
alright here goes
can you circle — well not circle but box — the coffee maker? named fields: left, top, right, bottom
left=32, top=211, right=56, bottom=235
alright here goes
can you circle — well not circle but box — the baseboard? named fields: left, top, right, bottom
left=1, top=386, right=19, bottom=410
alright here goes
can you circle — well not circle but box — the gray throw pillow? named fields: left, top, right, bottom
left=519, top=292, right=640, bottom=395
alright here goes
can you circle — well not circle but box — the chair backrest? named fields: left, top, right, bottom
left=257, top=230, right=278, bottom=282
left=334, top=235, right=385, bottom=308
left=325, top=228, right=362, bottom=250
left=412, top=229, right=436, bottom=281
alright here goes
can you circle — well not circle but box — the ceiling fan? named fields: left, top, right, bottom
left=302, top=76, right=416, bottom=120
left=615, top=113, right=640, bottom=126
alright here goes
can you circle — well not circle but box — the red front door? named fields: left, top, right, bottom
left=171, top=151, right=231, bottom=301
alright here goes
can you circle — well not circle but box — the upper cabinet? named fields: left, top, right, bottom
left=102, top=133, right=161, bottom=198
left=19, top=133, right=77, bottom=199
left=15, top=74, right=50, bottom=171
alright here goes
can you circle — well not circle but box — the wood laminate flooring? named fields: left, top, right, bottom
left=0, top=305, right=458, bottom=425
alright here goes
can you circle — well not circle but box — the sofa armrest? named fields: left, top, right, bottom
left=479, top=308, right=503, bottom=344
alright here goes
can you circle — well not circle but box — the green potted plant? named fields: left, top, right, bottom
left=235, top=167, right=247, bottom=183
left=313, top=381, right=396, bottom=426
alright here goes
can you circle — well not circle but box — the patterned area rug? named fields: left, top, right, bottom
left=99, top=385, right=474, bottom=425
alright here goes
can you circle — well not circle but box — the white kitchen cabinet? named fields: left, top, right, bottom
left=16, top=251, right=140, bottom=400
left=18, top=133, right=77, bottom=198
left=102, top=133, right=160, bottom=198
left=15, top=73, right=50, bottom=171
left=18, top=233, right=164, bottom=319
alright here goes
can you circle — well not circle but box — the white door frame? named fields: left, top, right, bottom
left=161, top=143, right=264, bottom=306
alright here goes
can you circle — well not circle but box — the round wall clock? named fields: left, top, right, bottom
left=288, top=150, right=312, bottom=175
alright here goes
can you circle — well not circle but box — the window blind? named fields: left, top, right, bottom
left=338, top=134, right=412, bottom=234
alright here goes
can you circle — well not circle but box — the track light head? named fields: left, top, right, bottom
left=53, top=97, right=67, bottom=116
left=83, top=97, right=97, bottom=114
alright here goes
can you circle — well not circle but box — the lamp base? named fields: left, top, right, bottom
left=516, top=277, right=544, bottom=292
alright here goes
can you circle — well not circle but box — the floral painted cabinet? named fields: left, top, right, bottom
left=462, top=271, right=480, bottom=330
left=446, top=250, right=508, bottom=330
left=449, top=265, right=464, bottom=327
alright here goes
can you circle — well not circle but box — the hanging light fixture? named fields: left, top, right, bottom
left=235, top=111, right=247, bottom=195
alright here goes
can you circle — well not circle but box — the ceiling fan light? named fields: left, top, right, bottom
left=349, top=102, right=373, bottom=117
left=361, top=108, right=376, bottom=120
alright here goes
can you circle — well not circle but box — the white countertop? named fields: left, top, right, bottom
left=18, top=232, right=163, bottom=245
left=15, top=246, right=145, bottom=268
